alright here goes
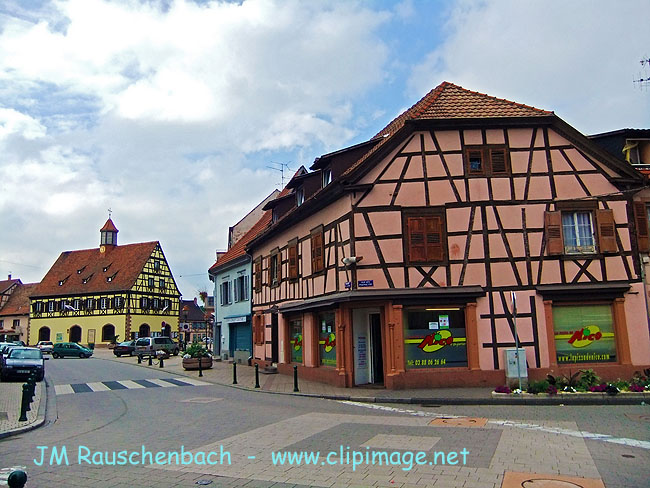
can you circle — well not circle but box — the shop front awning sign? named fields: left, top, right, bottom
left=224, top=315, right=248, bottom=323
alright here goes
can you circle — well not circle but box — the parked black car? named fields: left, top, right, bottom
left=113, top=340, right=136, bottom=357
left=0, top=347, right=47, bottom=381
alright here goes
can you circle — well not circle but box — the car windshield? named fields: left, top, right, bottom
left=9, top=349, right=42, bottom=359
left=119, top=341, right=131, bottom=346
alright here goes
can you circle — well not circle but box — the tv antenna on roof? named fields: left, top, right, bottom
left=633, top=56, right=650, bottom=89
left=267, top=162, right=294, bottom=188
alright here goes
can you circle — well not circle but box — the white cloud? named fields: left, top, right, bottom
left=407, top=0, right=650, bottom=134
left=0, top=108, right=47, bottom=141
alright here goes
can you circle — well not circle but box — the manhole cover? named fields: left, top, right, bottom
left=429, top=417, right=488, bottom=428
left=180, top=397, right=223, bottom=404
left=502, top=471, right=605, bottom=488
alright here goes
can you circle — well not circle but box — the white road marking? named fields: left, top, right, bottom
left=54, top=384, right=74, bottom=395
left=86, top=382, right=111, bottom=392
left=341, top=400, right=650, bottom=450
left=116, top=380, right=145, bottom=389
left=175, top=377, right=211, bottom=386
left=145, top=378, right=176, bottom=387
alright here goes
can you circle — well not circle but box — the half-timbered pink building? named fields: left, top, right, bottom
left=247, top=82, right=650, bottom=389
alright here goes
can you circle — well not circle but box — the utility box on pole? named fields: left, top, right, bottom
left=504, top=348, right=528, bottom=389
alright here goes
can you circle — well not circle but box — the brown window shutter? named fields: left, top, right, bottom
left=254, top=259, right=262, bottom=292
left=277, top=251, right=282, bottom=282
left=596, top=209, right=617, bottom=253
left=633, top=202, right=650, bottom=252
left=425, top=216, right=444, bottom=261
left=288, top=243, right=298, bottom=279
left=407, top=217, right=427, bottom=262
left=544, top=211, right=564, bottom=255
left=311, top=232, right=323, bottom=272
left=490, top=148, right=508, bottom=174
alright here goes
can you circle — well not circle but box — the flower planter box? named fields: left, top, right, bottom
left=182, top=357, right=213, bottom=370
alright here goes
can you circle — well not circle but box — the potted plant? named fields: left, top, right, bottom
left=182, top=342, right=213, bottom=370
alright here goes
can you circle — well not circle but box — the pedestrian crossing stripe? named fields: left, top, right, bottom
left=54, top=377, right=211, bottom=395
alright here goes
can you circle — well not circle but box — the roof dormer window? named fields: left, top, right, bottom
left=82, top=274, right=93, bottom=284
left=106, top=272, right=117, bottom=283
left=58, top=275, right=69, bottom=286
left=296, top=188, right=305, bottom=206
left=77, top=266, right=86, bottom=275
left=102, top=264, right=112, bottom=273
left=322, top=168, right=332, bottom=187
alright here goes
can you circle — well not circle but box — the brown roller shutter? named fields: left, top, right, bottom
left=633, top=202, right=650, bottom=252
left=596, top=209, right=617, bottom=253
left=545, top=211, right=564, bottom=255
left=288, top=242, right=298, bottom=279
left=425, top=216, right=444, bottom=261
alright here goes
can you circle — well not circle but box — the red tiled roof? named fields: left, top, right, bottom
left=0, top=283, right=38, bottom=316
left=32, top=241, right=159, bottom=298
left=100, top=218, right=119, bottom=233
left=209, top=211, right=272, bottom=273
left=343, top=81, right=553, bottom=177
left=0, top=279, right=21, bottom=295
left=180, top=299, right=206, bottom=322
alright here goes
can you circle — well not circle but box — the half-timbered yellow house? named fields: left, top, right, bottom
left=28, top=219, right=181, bottom=346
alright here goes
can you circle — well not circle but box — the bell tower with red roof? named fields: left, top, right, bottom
left=100, top=218, right=118, bottom=247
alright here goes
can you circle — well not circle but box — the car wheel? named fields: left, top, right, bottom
left=37, top=372, right=44, bottom=382
left=129, top=350, right=134, bottom=356
left=173, top=349, right=179, bottom=356
left=115, top=353, right=121, bottom=357
left=79, top=353, right=86, bottom=359
left=52, top=352, right=60, bottom=359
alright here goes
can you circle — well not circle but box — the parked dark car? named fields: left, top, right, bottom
left=52, top=342, right=93, bottom=359
left=113, top=340, right=136, bottom=357
left=0, top=347, right=47, bottom=381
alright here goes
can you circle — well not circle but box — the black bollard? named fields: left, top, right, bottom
left=232, top=362, right=237, bottom=384
left=254, top=363, right=260, bottom=388
left=293, top=365, right=299, bottom=392
left=19, top=384, right=30, bottom=421
left=138, top=355, right=142, bottom=364
left=198, top=357, right=203, bottom=377
left=148, top=355, right=153, bottom=366
left=7, top=470, right=27, bottom=488
left=159, top=356, right=164, bottom=368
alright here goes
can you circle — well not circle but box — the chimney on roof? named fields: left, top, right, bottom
left=8, top=274, right=11, bottom=280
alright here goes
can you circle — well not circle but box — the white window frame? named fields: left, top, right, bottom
left=296, top=188, right=305, bottom=206
left=562, top=211, right=596, bottom=255
left=322, top=168, right=332, bottom=187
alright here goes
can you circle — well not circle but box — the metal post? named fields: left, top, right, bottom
left=19, top=384, right=29, bottom=421
left=198, top=357, right=203, bottom=377
left=148, top=355, right=153, bottom=366
left=254, top=363, right=260, bottom=388
left=159, top=356, right=164, bottom=368
left=293, top=365, right=299, bottom=392
left=232, top=362, right=237, bottom=384
left=512, top=291, right=522, bottom=392
left=138, top=355, right=142, bottom=364
left=7, top=470, right=27, bottom=488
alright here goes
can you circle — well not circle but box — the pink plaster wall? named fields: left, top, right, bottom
left=507, top=128, right=533, bottom=148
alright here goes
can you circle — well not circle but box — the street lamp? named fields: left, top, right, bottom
left=181, top=304, right=189, bottom=350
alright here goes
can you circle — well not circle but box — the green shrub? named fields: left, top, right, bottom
left=527, top=380, right=550, bottom=395
left=183, top=343, right=210, bottom=358
left=578, top=369, right=600, bottom=389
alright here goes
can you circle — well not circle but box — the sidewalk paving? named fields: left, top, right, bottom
left=0, top=380, right=46, bottom=439
left=92, top=348, right=650, bottom=406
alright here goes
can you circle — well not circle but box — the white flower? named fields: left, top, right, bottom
left=183, top=354, right=191, bottom=359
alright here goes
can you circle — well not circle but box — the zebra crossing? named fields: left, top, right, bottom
left=54, top=377, right=211, bottom=395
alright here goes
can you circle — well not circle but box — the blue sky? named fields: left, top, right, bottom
left=1, top=0, right=649, bottom=297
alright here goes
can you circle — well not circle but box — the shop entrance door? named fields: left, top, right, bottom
left=353, top=309, right=383, bottom=385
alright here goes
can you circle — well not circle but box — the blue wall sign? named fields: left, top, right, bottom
left=358, top=280, right=374, bottom=287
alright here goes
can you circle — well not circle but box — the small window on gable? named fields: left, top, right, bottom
left=272, top=209, right=278, bottom=223
left=296, top=188, right=305, bottom=206
left=322, top=168, right=332, bottom=187
left=159, top=278, right=165, bottom=289
left=464, top=145, right=511, bottom=177
left=153, top=260, right=161, bottom=273
left=148, top=277, right=154, bottom=288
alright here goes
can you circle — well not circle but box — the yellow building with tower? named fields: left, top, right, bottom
left=28, top=219, right=181, bottom=346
